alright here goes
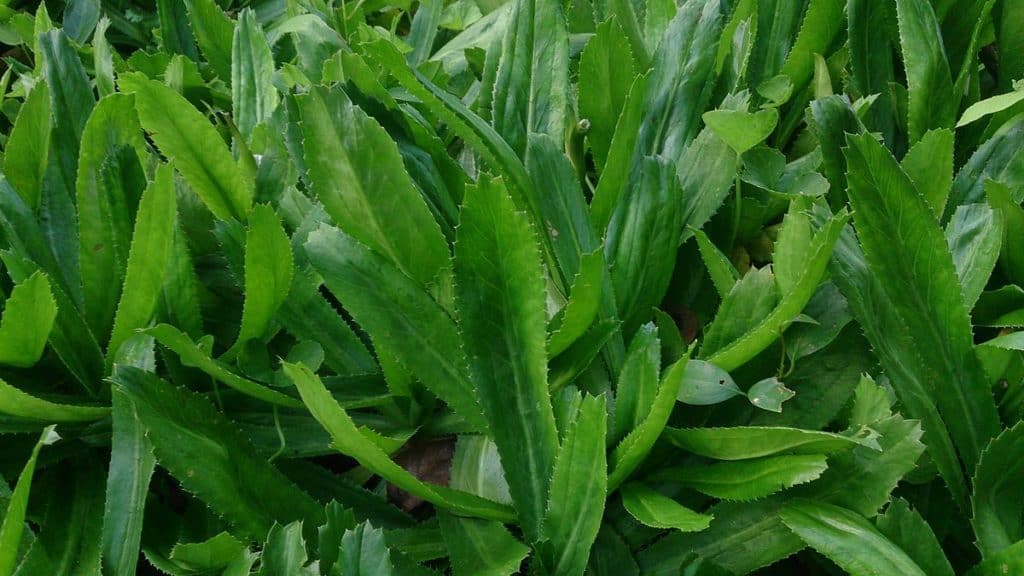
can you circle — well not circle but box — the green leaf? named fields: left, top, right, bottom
left=606, top=155, right=683, bottom=334
left=490, top=0, right=569, bottom=156
left=0, top=271, right=57, bottom=368
left=439, top=515, right=528, bottom=576
left=608, top=354, right=687, bottom=490
left=147, top=323, right=303, bottom=408
left=172, top=532, right=247, bottom=572
left=578, top=18, right=637, bottom=170
left=655, top=455, right=828, bottom=501
left=231, top=204, right=293, bottom=352
left=900, top=129, right=954, bottom=218
left=3, top=82, right=50, bottom=209
left=107, top=164, right=177, bottom=363
left=701, top=108, right=778, bottom=155
left=779, top=0, right=845, bottom=93
left=184, top=0, right=235, bottom=82
left=844, top=132, right=1000, bottom=470
left=132, top=75, right=252, bottom=221
left=701, top=210, right=848, bottom=371
left=157, top=0, right=198, bottom=58
left=677, top=117, right=741, bottom=237
left=895, top=0, right=956, bottom=141
left=781, top=500, right=928, bottom=576
left=972, top=422, right=1024, bottom=556
left=958, top=91, right=1024, bottom=128
left=676, top=360, right=743, bottom=406
left=342, top=523, right=396, bottom=576
left=232, top=9, right=277, bottom=141
left=101, top=389, right=156, bottom=576
left=948, top=115, right=1024, bottom=211
left=747, top=377, right=795, bottom=413
left=876, top=499, right=956, bottom=576
left=455, top=176, right=558, bottom=540
left=111, top=366, right=323, bottom=539
left=0, top=426, right=57, bottom=575
left=848, top=0, right=897, bottom=146
left=76, top=93, right=148, bottom=340
left=259, top=523, right=313, bottom=576
left=297, top=86, right=450, bottom=288
left=283, top=362, right=515, bottom=522
left=664, top=426, right=869, bottom=460
left=612, top=325, right=660, bottom=442
left=539, top=394, right=607, bottom=576
left=304, top=225, right=485, bottom=429
left=548, top=249, right=605, bottom=357
left=968, top=539, right=1024, bottom=576
left=694, top=230, right=738, bottom=298
left=946, top=203, right=1003, bottom=310
left=620, top=484, right=712, bottom=532
left=93, top=17, right=115, bottom=97
left=986, top=180, right=1024, bottom=286
left=773, top=204, right=815, bottom=296
left=0, top=377, right=107, bottom=422
left=590, top=73, right=647, bottom=231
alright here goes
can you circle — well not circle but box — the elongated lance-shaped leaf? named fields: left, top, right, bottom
left=634, top=0, right=722, bottom=164
left=147, top=323, right=303, bottom=408
left=284, top=362, right=515, bottom=522
left=608, top=354, right=687, bottom=490
left=946, top=203, right=1003, bottom=311
left=539, top=393, right=607, bottom=576
left=93, top=17, right=116, bottom=98
left=304, top=226, right=486, bottom=430
left=184, top=0, right=234, bottom=82
left=131, top=75, right=252, bottom=221
left=876, top=499, right=956, bottom=576
left=578, top=18, right=638, bottom=171
left=0, top=271, right=57, bottom=368
left=454, top=176, right=559, bottom=541
left=229, top=204, right=292, bottom=354
left=0, top=377, right=107, bottom=422
left=297, top=86, right=450, bottom=288
left=232, top=9, right=277, bottom=140
left=621, top=484, right=712, bottom=532
left=894, top=0, right=956, bottom=142
left=652, top=455, right=828, bottom=501
left=605, top=155, right=683, bottom=335
left=701, top=211, right=848, bottom=371
left=0, top=426, right=57, bottom=574
left=107, top=164, right=177, bottom=364
left=111, top=366, right=323, bottom=539
left=3, top=80, right=50, bottom=210
left=611, top=324, right=660, bottom=443
left=490, top=0, right=569, bottom=157
left=76, top=94, right=148, bottom=340
left=664, top=426, right=870, bottom=460
left=745, top=0, right=803, bottom=87
left=901, top=129, right=954, bottom=218
left=843, top=132, right=999, bottom=471
left=847, top=0, right=898, bottom=148
left=947, top=114, right=1024, bottom=213
left=548, top=250, right=605, bottom=358
left=101, top=389, right=156, bottom=576
left=779, top=0, right=845, bottom=94
left=972, top=422, right=1024, bottom=557
left=780, top=500, right=929, bottom=576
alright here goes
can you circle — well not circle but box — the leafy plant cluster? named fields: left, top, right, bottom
left=0, top=0, right=1023, bottom=574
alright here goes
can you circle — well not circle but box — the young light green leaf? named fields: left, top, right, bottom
left=0, top=271, right=57, bottom=368
left=665, top=426, right=869, bottom=460
left=958, top=91, right=1024, bottom=128
left=184, top=0, right=235, bottom=82
left=172, top=532, right=248, bottom=573
left=895, top=0, right=956, bottom=141
left=297, top=86, right=450, bottom=288
left=844, top=131, right=999, bottom=470
left=0, top=426, right=57, bottom=575
left=590, top=73, right=648, bottom=231
left=621, top=484, right=712, bottom=532
left=539, top=394, right=607, bottom=576
left=779, top=0, right=845, bottom=93
left=578, top=18, right=637, bottom=170
left=701, top=108, right=778, bottom=155
left=0, top=377, right=107, bottom=422
left=455, top=176, right=558, bottom=541
left=283, top=362, right=514, bottom=522
left=773, top=203, right=815, bottom=295
left=93, top=17, right=115, bottom=97
left=131, top=76, right=252, bottom=221
left=76, top=93, right=148, bottom=339
left=781, top=500, right=929, bottom=576
left=304, top=225, right=485, bottom=430
left=655, top=454, right=828, bottom=501
left=232, top=9, right=277, bottom=140
left=747, top=377, right=795, bottom=413
left=3, top=81, right=50, bottom=209
left=112, top=366, right=324, bottom=539
left=147, top=323, right=303, bottom=408
left=439, top=515, right=527, bottom=576
left=231, top=204, right=292, bottom=352
left=107, top=164, right=177, bottom=364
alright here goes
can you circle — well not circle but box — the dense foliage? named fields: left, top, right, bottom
left=1, top=0, right=1023, bottom=574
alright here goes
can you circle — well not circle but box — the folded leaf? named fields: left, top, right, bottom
left=655, top=455, right=828, bottom=501
left=231, top=204, right=293, bottom=352
left=665, top=426, right=869, bottom=460
left=0, top=426, right=58, bottom=575
left=0, top=271, right=57, bottom=368
left=232, top=9, right=277, bottom=140
left=621, top=484, right=711, bottom=532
